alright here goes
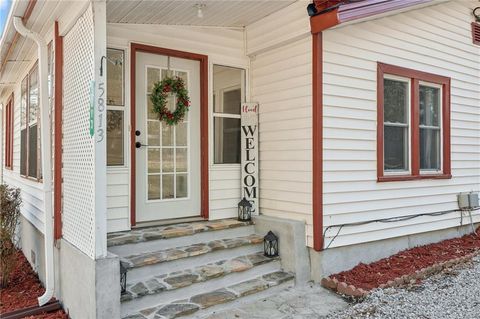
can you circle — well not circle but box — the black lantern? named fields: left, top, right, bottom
left=120, top=261, right=128, bottom=294
left=264, top=231, right=279, bottom=258
left=237, top=197, right=252, bottom=222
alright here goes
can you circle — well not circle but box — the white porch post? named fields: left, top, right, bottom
left=92, top=0, right=108, bottom=259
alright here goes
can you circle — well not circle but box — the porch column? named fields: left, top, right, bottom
left=92, top=0, right=108, bottom=260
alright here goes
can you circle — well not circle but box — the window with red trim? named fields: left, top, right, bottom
left=377, top=63, right=451, bottom=182
left=4, top=94, right=14, bottom=169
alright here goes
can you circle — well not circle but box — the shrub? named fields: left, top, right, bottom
left=0, top=184, right=21, bottom=288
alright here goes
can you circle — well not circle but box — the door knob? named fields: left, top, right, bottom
left=135, top=142, right=148, bottom=148
left=135, top=130, right=141, bottom=136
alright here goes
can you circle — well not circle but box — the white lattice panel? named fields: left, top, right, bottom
left=62, top=5, right=96, bottom=259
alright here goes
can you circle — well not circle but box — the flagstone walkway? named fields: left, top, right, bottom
left=199, top=283, right=348, bottom=319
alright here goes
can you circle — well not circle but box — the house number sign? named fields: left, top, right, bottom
left=241, top=103, right=259, bottom=215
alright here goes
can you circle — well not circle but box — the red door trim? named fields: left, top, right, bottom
left=130, top=43, right=209, bottom=226
left=312, top=32, right=323, bottom=251
left=54, top=21, right=63, bottom=240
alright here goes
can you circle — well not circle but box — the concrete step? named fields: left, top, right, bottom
left=122, top=270, right=295, bottom=319
left=108, top=219, right=255, bottom=257
left=120, top=252, right=281, bottom=315
left=122, top=234, right=264, bottom=283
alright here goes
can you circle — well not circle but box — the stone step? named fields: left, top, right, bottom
left=122, top=271, right=295, bottom=319
left=121, top=253, right=281, bottom=315
left=122, top=234, right=264, bottom=283
left=108, top=219, right=255, bottom=257
left=121, top=252, right=279, bottom=303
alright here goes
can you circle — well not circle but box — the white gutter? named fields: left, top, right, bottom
left=13, top=16, right=54, bottom=307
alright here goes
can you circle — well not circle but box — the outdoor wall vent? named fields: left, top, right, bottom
left=458, top=192, right=479, bottom=210
left=472, top=22, right=480, bottom=45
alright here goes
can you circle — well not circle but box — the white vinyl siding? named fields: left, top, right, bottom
left=322, top=1, right=480, bottom=248
left=248, top=1, right=314, bottom=243
left=106, top=24, right=249, bottom=232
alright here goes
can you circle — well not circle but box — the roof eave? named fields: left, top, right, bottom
left=310, top=0, right=445, bottom=34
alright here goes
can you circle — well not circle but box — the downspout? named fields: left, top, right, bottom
left=13, top=16, right=54, bottom=306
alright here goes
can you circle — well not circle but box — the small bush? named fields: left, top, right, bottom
left=0, top=184, right=21, bottom=288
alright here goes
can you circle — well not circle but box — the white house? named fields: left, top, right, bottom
left=1, top=0, right=479, bottom=318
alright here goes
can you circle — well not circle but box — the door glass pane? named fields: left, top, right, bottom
left=420, top=85, right=440, bottom=127
left=214, top=117, right=241, bottom=164
left=420, top=128, right=440, bottom=170
left=148, top=121, right=160, bottom=146
left=148, top=175, right=161, bottom=200
left=384, top=78, right=408, bottom=124
left=176, top=122, right=188, bottom=146
left=162, top=174, right=174, bottom=199
left=384, top=125, right=408, bottom=171
left=162, top=124, right=174, bottom=146
left=147, top=95, right=157, bottom=120
left=107, top=110, right=124, bottom=166
left=107, top=48, right=124, bottom=106
left=147, top=67, right=160, bottom=93
left=148, top=149, right=160, bottom=173
left=162, top=148, right=174, bottom=173
left=176, top=174, right=188, bottom=198
left=176, top=148, right=188, bottom=172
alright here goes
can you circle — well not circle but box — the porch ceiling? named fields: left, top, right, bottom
left=106, top=0, right=298, bottom=27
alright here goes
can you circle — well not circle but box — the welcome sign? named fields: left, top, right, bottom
left=241, top=103, right=259, bottom=215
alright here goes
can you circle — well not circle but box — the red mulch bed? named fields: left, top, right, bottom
left=1, top=250, right=68, bottom=318
left=331, top=227, right=480, bottom=291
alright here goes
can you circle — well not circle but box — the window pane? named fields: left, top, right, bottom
left=214, top=117, right=241, bottom=164
left=107, top=110, right=124, bottom=166
left=29, top=66, right=39, bottom=126
left=213, top=65, right=245, bottom=114
left=107, top=49, right=124, bottom=106
left=20, top=129, right=27, bottom=176
left=384, top=125, right=408, bottom=171
left=420, top=85, right=440, bottom=127
left=420, top=128, right=440, bottom=170
left=21, top=77, right=27, bottom=128
left=28, top=124, right=38, bottom=178
left=384, top=79, right=408, bottom=124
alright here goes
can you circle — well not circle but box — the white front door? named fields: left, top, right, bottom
left=135, top=52, right=201, bottom=222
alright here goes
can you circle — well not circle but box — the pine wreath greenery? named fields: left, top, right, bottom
left=150, top=76, right=190, bottom=125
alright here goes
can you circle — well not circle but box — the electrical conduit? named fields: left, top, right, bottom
left=13, top=16, right=54, bottom=306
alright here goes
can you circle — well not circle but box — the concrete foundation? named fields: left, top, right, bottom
left=18, top=215, right=46, bottom=284
left=58, top=239, right=120, bottom=319
left=310, top=223, right=480, bottom=281
left=253, top=215, right=311, bottom=285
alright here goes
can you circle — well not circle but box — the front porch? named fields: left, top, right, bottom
left=103, top=0, right=296, bottom=232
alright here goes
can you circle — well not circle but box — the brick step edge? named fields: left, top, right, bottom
left=321, top=251, right=479, bottom=298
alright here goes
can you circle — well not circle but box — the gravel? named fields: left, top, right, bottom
left=326, top=255, right=480, bottom=319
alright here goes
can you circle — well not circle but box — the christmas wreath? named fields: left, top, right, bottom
left=150, top=76, right=190, bottom=125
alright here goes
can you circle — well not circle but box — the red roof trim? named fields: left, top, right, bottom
left=338, top=0, right=433, bottom=23
left=310, top=0, right=434, bottom=34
